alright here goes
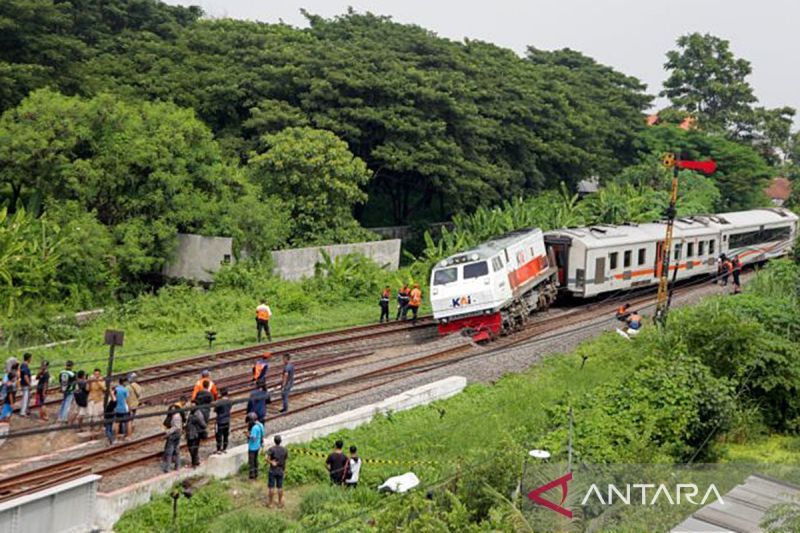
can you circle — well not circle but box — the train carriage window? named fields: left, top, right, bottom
left=491, top=257, right=504, bottom=272
left=674, top=243, right=681, bottom=260
left=623, top=250, right=632, bottom=268
left=637, top=248, right=646, bottom=265
left=463, top=261, right=489, bottom=279
left=609, top=252, right=618, bottom=270
left=687, top=242, right=694, bottom=257
left=698, top=241, right=705, bottom=256
left=709, top=240, right=715, bottom=255
left=433, top=267, right=458, bottom=285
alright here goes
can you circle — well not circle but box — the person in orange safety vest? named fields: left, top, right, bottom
left=408, top=284, right=422, bottom=324
left=253, top=353, right=270, bottom=387
left=256, top=299, right=272, bottom=342
left=191, top=369, right=218, bottom=401
left=615, top=303, right=631, bottom=322
left=379, top=286, right=391, bottom=323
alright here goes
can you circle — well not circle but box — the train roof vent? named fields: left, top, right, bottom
left=621, top=222, right=639, bottom=227
left=588, top=227, right=607, bottom=234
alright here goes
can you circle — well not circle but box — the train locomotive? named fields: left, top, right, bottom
left=430, top=227, right=559, bottom=341
left=431, top=207, right=798, bottom=339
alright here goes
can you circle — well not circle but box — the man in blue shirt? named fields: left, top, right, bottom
left=113, top=376, right=130, bottom=438
left=246, top=412, right=264, bottom=479
left=280, top=353, right=295, bottom=413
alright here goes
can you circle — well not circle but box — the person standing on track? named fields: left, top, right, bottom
left=57, top=360, right=76, bottom=423
left=87, top=368, right=106, bottom=428
left=162, top=401, right=183, bottom=472
left=103, top=396, right=116, bottom=445
left=247, top=384, right=269, bottom=424
left=186, top=402, right=207, bottom=468
left=194, top=380, right=214, bottom=431
left=253, top=354, right=270, bottom=388
left=379, top=286, right=391, bottom=323
left=720, top=255, right=732, bottom=286
left=408, top=284, right=422, bottom=324
left=126, top=373, right=142, bottom=436
left=35, top=360, right=50, bottom=421
left=267, top=434, right=288, bottom=508
left=214, top=388, right=232, bottom=454
left=396, top=284, right=410, bottom=321
left=113, top=376, right=130, bottom=438
left=246, top=412, right=264, bottom=479
left=0, top=366, right=18, bottom=421
left=191, top=369, right=218, bottom=401
left=18, top=353, right=32, bottom=417
left=280, top=353, right=294, bottom=413
left=71, top=370, right=89, bottom=429
left=732, top=256, right=743, bottom=294
left=256, top=299, right=273, bottom=342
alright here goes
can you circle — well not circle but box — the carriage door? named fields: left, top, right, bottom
left=544, top=236, right=571, bottom=287
left=594, top=257, right=605, bottom=285
left=654, top=241, right=664, bottom=278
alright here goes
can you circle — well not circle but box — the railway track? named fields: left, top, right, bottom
left=0, top=277, right=716, bottom=502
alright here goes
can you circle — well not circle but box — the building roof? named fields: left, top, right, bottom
left=672, top=474, right=800, bottom=533
left=764, top=177, right=792, bottom=201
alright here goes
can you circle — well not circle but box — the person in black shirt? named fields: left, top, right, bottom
left=194, top=380, right=214, bottom=437
left=214, top=388, right=232, bottom=453
left=325, top=440, right=348, bottom=485
left=267, top=434, right=288, bottom=508
left=35, top=361, right=50, bottom=421
left=72, top=370, right=89, bottom=429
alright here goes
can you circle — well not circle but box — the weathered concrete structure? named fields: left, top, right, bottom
left=162, top=233, right=234, bottom=283
left=270, top=239, right=401, bottom=281
left=0, top=474, right=100, bottom=533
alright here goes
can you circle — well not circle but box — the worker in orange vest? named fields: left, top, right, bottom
left=256, top=299, right=272, bottom=342
left=379, top=286, right=391, bottom=323
left=615, top=303, right=631, bottom=322
left=408, top=284, right=422, bottom=324
left=253, top=353, right=270, bottom=387
left=721, top=257, right=733, bottom=287
left=191, top=369, right=219, bottom=401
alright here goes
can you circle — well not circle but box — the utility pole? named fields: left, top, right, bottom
left=654, top=153, right=717, bottom=327
left=102, top=329, right=124, bottom=408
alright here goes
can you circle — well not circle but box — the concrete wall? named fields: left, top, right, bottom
left=270, top=239, right=401, bottom=281
left=94, top=376, right=467, bottom=530
left=162, top=233, right=234, bottom=283
left=0, top=475, right=101, bottom=533
left=369, top=223, right=453, bottom=242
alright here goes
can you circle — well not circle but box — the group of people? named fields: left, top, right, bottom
left=717, top=253, right=743, bottom=294
left=0, top=353, right=143, bottom=443
left=379, top=283, right=423, bottom=324
left=325, top=439, right=362, bottom=488
left=615, top=303, right=642, bottom=337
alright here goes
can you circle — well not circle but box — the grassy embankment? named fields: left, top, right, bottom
left=115, top=260, right=800, bottom=532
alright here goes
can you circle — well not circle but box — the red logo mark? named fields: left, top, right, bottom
left=528, top=472, right=573, bottom=518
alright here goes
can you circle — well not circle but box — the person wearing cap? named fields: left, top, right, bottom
left=126, top=373, right=143, bottom=436
left=246, top=412, right=265, bottom=479
left=191, top=369, right=218, bottom=401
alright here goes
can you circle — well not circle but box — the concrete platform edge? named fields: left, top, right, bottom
left=93, top=375, right=468, bottom=530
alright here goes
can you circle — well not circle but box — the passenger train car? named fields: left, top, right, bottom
left=545, top=208, right=797, bottom=298
left=431, top=208, right=797, bottom=339
left=430, top=228, right=558, bottom=340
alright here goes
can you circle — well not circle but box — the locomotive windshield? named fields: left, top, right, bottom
left=463, top=261, right=489, bottom=279
left=433, top=267, right=458, bottom=285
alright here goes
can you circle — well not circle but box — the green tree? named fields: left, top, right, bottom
left=248, top=127, right=373, bottom=245
left=661, top=33, right=757, bottom=133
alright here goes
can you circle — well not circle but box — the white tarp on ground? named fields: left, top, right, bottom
left=379, top=472, right=420, bottom=494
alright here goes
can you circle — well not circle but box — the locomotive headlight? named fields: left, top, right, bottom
left=439, top=260, right=448, bottom=268
left=470, top=253, right=479, bottom=261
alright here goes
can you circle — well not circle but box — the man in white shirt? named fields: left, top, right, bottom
left=255, top=299, right=272, bottom=342
left=345, top=445, right=361, bottom=489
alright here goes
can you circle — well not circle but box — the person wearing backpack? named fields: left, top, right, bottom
left=185, top=402, right=207, bottom=468
left=71, top=370, right=90, bottom=429
left=35, top=361, right=50, bottom=421
left=0, top=366, right=19, bottom=422
left=344, top=445, right=361, bottom=489
left=162, top=400, right=184, bottom=472
left=57, top=360, right=76, bottom=423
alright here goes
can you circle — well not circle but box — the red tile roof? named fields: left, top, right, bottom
left=764, top=177, right=792, bottom=201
